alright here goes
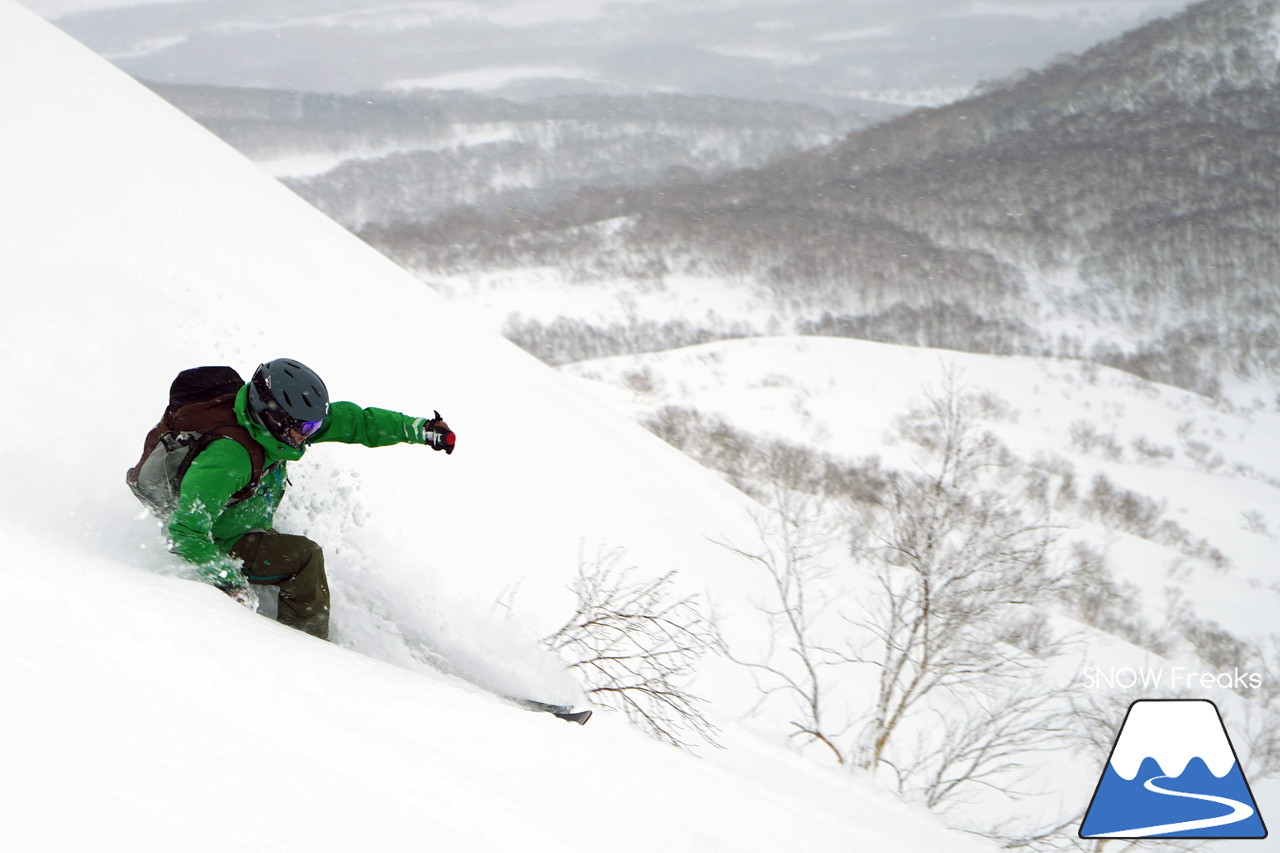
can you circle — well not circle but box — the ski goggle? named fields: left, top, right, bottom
left=256, top=406, right=325, bottom=444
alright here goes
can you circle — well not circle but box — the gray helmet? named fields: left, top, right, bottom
left=247, top=358, right=330, bottom=447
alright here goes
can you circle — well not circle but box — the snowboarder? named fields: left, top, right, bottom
left=132, top=358, right=455, bottom=640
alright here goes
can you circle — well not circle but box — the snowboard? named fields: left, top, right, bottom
left=506, top=697, right=593, bottom=725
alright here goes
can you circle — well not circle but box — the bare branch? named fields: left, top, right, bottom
left=545, top=546, right=720, bottom=750
left=715, top=495, right=852, bottom=765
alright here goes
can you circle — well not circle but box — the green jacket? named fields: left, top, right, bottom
left=169, top=384, right=431, bottom=586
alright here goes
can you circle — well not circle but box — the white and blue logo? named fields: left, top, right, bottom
left=1080, top=699, right=1267, bottom=839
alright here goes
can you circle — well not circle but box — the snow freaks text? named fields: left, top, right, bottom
left=1078, top=667, right=1266, bottom=692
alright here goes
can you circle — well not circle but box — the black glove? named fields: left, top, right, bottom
left=219, top=582, right=259, bottom=611
left=423, top=410, right=456, bottom=454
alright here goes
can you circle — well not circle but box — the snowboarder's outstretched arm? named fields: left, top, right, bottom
left=308, top=402, right=455, bottom=453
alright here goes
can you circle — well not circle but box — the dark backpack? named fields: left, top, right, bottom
left=127, top=366, right=266, bottom=516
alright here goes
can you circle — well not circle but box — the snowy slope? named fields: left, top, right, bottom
left=0, top=3, right=996, bottom=851
left=563, top=336, right=1280, bottom=846
left=563, top=336, right=1280, bottom=638
left=5, top=524, right=965, bottom=853
left=0, top=0, right=765, bottom=667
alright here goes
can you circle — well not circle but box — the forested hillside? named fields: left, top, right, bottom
left=372, top=0, right=1280, bottom=397
left=149, top=83, right=871, bottom=226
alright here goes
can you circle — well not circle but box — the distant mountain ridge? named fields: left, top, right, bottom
left=810, top=0, right=1280, bottom=178
left=46, top=0, right=1189, bottom=111
left=384, top=0, right=1280, bottom=396
left=148, top=83, right=865, bottom=227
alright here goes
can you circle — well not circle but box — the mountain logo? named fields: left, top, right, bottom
left=1080, top=699, right=1267, bottom=839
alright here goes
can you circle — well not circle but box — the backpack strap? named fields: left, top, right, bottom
left=162, top=393, right=266, bottom=502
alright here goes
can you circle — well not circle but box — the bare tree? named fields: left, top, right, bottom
left=852, top=379, right=1062, bottom=782
left=910, top=686, right=1074, bottom=811
left=544, top=547, right=720, bottom=749
left=716, top=489, right=852, bottom=764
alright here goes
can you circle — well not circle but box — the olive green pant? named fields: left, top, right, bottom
left=231, top=531, right=330, bottom=640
